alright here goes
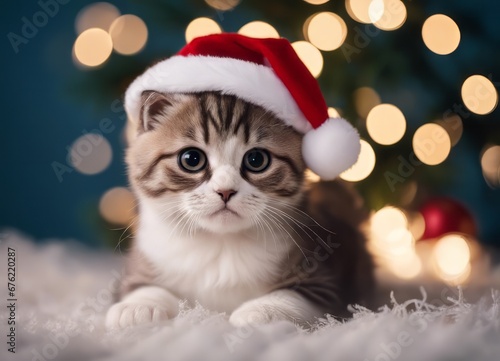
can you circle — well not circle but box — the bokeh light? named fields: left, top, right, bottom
left=99, top=187, right=136, bottom=225
left=461, top=75, right=498, bottom=115
left=374, top=0, right=407, bottom=31
left=328, top=107, right=341, bottom=118
left=304, top=0, right=330, bottom=4
left=204, top=0, right=240, bottom=11
left=109, top=15, right=148, bottom=55
left=346, top=0, right=376, bottom=24
left=385, top=228, right=415, bottom=256
left=433, top=234, right=471, bottom=283
left=238, top=21, right=279, bottom=39
left=388, top=252, right=422, bottom=279
left=370, top=206, right=408, bottom=240
left=408, top=211, right=426, bottom=241
left=413, top=123, right=451, bottom=165
left=305, top=169, right=321, bottom=182
left=422, top=14, right=460, bottom=55
left=73, top=28, right=113, bottom=67
left=436, top=114, right=463, bottom=147
left=366, top=104, right=406, bottom=145
left=306, top=12, right=347, bottom=51
left=340, top=139, right=376, bottom=182
left=75, top=2, right=120, bottom=34
left=185, top=17, right=222, bottom=43
left=481, top=145, right=500, bottom=188
left=291, top=41, right=324, bottom=78
left=354, top=87, right=381, bottom=119
left=70, top=133, right=112, bottom=175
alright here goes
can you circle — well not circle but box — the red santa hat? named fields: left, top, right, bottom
left=125, top=33, right=360, bottom=180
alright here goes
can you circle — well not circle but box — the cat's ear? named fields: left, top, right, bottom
left=139, top=91, right=186, bottom=133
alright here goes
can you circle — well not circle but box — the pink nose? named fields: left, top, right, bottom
left=216, top=189, right=237, bottom=203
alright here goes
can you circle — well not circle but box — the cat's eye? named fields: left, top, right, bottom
left=243, top=148, right=271, bottom=173
left=178, top=148, right=207, bottom=173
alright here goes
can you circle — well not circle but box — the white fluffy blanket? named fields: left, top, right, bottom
left=1, top=232, right=499, bottom=361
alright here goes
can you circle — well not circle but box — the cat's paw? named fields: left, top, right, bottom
left=229, top=304, right=276, bottom=327
left=105, top=302, right=169, bottom=330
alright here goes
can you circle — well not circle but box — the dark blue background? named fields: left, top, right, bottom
left=0, top=0, right=499, bottom=247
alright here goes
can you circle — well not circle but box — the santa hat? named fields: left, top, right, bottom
left=125, top=33, right=360, bottom=180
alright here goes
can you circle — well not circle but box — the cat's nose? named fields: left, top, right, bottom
left=216, top=189, right=237, bottom=203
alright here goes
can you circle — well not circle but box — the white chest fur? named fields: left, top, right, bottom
left=136, top=201, right=290, bottom=313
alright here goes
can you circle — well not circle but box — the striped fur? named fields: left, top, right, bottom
left=127, top=91, right=305, bottom=201
left=109, top=91, right=374, bottom=329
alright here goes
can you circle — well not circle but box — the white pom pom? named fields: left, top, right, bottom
left=302, top=118, right=361, bottom=181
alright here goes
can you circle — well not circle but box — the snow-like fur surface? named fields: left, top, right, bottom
left=1, top=232, right=499, bottom=361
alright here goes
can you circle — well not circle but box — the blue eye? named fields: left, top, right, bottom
left=178, top=148, right=207, bottom=172
left=243, top=149, right=270, bottom=173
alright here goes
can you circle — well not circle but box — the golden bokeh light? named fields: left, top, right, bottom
left=74, top=28, right=113, bottom=67
left=354, top=87, right=381, bottom=119
left=388, top=252, right=422, bottom=279
left=185, top=17, right=222, bottom=43
left=461, top=75, right=498, bottom=115
left=340, top=139, right=376, bottom=182
left=370, top=206, right=408, bottom=240
left=436, top=114, right=463, bottom=147
left=109, top=15, right=148, bottom=55
left=306, top=12, right=347, bottom=51
left=304, top=0, right=330, bottom=4
left=305, top=169, right=321, bottom=183
left=433, top=234, right=471, bottom=281
left=369, top=0, right=385, bottom=23
left=238, top=21, right=279, bottom=39
left=70, top=133, right=112, bottom=175
left=75, top=2, right=120, bottom=34
left=366, top=104, right=406, bottom=145
left=328, top=107, right=341, bottom=118
left=346, top=0, right=376, bottom=24
left=422, top=14, right=460, bottom=55
left=99, top=187, right=136, bottom=225
left=374, top=0, right=407, bottom=31
left=385, top=228, right=415, bottom=256
left=291, top=41, right=324, bottom=78
left=412, top=123, right=451, bottom=166
left=481, top=145, right=500, bottom=187
left=440, top=263, right=471, bottom=285
left=204, top=0, right=240, bottom=11
left=408, top=211, right=426, bottom=241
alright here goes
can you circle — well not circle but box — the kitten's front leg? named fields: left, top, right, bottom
left=106, top=286, right=179, bottom=330
left=229, top=289, right=323, bottom=327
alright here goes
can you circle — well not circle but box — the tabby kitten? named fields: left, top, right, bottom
left=105, top=91, right=374, bottom=329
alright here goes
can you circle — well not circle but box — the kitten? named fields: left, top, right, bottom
left=106, top=91, right=374, bottom=329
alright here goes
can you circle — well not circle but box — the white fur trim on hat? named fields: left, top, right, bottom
left=125, top=55, right=313, bottom=134
left=302, top=118, right=361, bottom=181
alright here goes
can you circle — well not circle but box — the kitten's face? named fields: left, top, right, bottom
left=127, top=91, right=305, bottom=234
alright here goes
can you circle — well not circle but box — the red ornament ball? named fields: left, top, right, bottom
left=420, top=197, right=476, bottom=240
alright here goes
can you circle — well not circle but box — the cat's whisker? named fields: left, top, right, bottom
left=253, top=214, right=266, bottom=242
left=264, top=205, right=318, bottom=245
left=161, top=209, right=188, bottom=240
left=114, top=214, right=141, bottom=255
left=268, top=196, right=336, bottom=235
left=167, top=210, right=191, bottom=239
left=258, top=212, right=281, bottom=255
left=263, top=209, right=307, bottom=261
left=263, top=206, right=312, bottom=249
left=265, top=204, right=331, bottom=250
